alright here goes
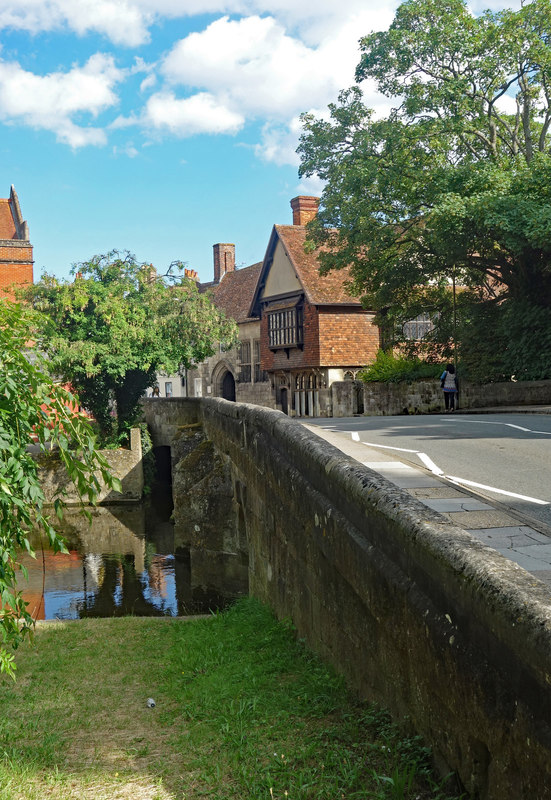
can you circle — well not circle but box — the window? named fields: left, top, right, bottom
left=253, top=339, right=267, bottom=382
left=403, top=313, right=434, bottom=341
left=238, top=340, right=252, bottom=383
left=239, top=340, right=251, bottom=364
left=164, top=382, right=173, bottom=397
left=268, top=306, right=303, bottom=349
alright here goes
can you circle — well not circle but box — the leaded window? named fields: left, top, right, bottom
left=403, top=313, right=434, bottom=341
left=253, top=340, right=267, bottom=382
left=268, top=306, right=303, bottom=349
left=238, top=340, right=252, bottom=383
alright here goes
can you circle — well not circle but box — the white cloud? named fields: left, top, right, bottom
left=0, top=0, right=517, bottom=162
left=143, top=91, right=244, bottom=136
left=0, top=54, right=124, bottom=147
left=0, top=0, right=405, bottom=157
left=295, top=174, right=326, bottom=197
left=113, top=142, right=139, bottom=157
left=161, top=15, right=364, bottom=120
left=140, top=73, right=157, bottom=92
left=254, top=115, right=305, bottom=167
left=110, top=113, right=139, bottom=130
left=0, top=0, right=514, bottom=51
left=0, top=0, right=151, bottom=46
left=155, top=10, right=397, bottom=158
left=495, top=93, right=519, bottom=116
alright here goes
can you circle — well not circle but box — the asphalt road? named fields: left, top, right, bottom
left=308, top=413, right=551, bottom=531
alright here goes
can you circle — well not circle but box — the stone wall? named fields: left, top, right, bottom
left=37, top=428, right=144, bottom=505
left=142, top=396, right=551, bottom=799
left=331, top=378, right=551, bottom=417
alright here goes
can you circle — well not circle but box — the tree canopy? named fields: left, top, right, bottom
left=0, top=300, right=118, bottom=677
left=23, top=252, right=238, bottom=441
left=298, top=0, right=551, bottom=375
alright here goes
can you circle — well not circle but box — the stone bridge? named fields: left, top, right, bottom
left=143, top=396, right=551, bottom=800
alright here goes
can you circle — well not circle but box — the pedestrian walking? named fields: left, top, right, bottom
left=440, top=363, right=458, bottom=412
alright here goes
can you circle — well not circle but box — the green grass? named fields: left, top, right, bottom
left=0, top=599, right=464, bottom=799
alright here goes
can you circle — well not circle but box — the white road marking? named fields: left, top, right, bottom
left=418, top=453, right=444, bottom=475
left=353, top=436, right=549, bottom=506
left=359, top=440, right=420, bottom=454
left=446, top=476, right=550, bottom=505
left=351, top=431, right=360, bottom=441
left=442, top=418, right=551, bottom=435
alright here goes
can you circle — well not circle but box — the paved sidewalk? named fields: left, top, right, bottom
left=303, top=423, right=551, bottom=590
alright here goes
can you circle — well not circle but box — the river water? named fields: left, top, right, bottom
left=19, top=484, right=247, bottom=620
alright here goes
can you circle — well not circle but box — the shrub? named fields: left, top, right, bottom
left=359, top=350, right=442, bottom=383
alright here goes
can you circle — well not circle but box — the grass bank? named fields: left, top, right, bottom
left=0, top=599, right=463, bottom=800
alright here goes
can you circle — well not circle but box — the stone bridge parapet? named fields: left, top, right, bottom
left=142, top=396, right=551, bottom=799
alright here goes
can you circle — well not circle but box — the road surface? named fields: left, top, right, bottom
left=308, top=413, right=551, bottom=531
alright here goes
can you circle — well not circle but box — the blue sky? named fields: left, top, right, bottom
left=0, top=0, right=518, bottom=283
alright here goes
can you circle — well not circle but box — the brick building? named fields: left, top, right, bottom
left=156, top=245, right=272, bottom=406
left=0, top=186, right=33, bottom=296
left=164, top=196, right=380, bottom=417
left=184, top=248, right=272, bottom=406
left=248, top=196, right=381, bottom=416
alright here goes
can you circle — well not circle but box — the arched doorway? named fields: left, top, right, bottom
left=280, top=387, right=288, bottom=415
left=221, top=371, right=236, bottom=401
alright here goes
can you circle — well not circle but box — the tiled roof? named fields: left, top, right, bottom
left=209, top=262, right=262, bottom=322
left=275, top=225, right=360, bottom=306
left=0, top=199, right=16, bottom=239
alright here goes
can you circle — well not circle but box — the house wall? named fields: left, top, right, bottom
left=186, top=318, right=273, bottom=407
left=260, top=301, right=326, bottom=372
left=0, top=240, right=33, bottom=295
left=260, top=239, right=302, bottom=297
left=260, top=301, right=323, bottom=372
left=318, top=307, right=380, bottom=366
left=261, top=302, right=379, bottom=375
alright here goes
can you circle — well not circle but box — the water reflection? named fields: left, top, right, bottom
left=19, top=485, right=247, bottom=620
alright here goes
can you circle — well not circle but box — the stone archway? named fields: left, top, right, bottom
left=211, top=361, right=236, bottom=401
left=221, top=371, right=236, bottom=402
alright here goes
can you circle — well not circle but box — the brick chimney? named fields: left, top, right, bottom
left=213, top=243, right=235, bottom=282
left=290, top=196, right=319, bottom=226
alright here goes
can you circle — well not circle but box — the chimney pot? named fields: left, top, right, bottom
left=290, top=196, right=319, bottom=226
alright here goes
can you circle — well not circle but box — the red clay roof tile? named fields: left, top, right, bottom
left=209, top=262, right=262, bottom=322
left=275, top=225, right=360, bottom=306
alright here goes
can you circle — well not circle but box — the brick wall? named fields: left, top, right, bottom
left=0, top=262, right=33, bottom=292
left=318, top=308, right=380, bottom=366
left=0, top=241, right=33, bottom=296
left=260, top=301, right=320, bottom=371
left=260, top=303, right=380, bottom=372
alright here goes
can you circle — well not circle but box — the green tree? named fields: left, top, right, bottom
left=24, top=252, right=238, bottom=442
left=298, top=0, right=551, bottom=370
left=0, top=300, right=118, bottom=677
